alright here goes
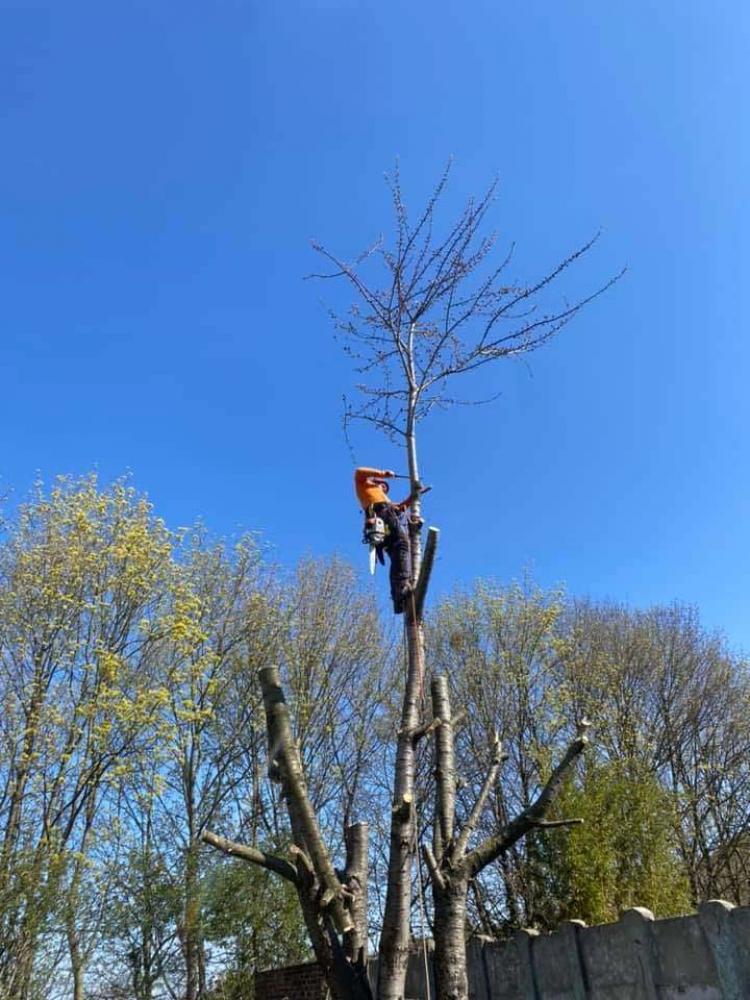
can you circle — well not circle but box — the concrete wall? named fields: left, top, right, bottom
left=397, top=901, right=750, bottom=999
left=256, top=901, right=750, bottom=999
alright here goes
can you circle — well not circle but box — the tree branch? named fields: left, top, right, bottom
left=201, top=830, right=298, bottom=884
left=454, top=732, right=507, bottom=858
left=259, top=665, right=353, bottom=935
left=408, top=716, right=441, bottom=743
left=530, top=818, right=583, bottom=829
left=422, top=843, right=447, bottom=891
left=343, top=822, right=369, bottom=968
left=431, top=676, right=456, bottom=858
left=467, top=719, right=591, bottom=877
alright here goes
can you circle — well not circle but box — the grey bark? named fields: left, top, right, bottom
left=259, top=665, right=352, bottom=937
left=424, top=675, right=588, bottom=1000
left=203, top=667, right=374, bottom=1000
left=183, top=839, right=201, bottom=1000
left=378, top=407, right=435, bottom=1000
left=68, top=922, right=84, bottom=1000
left=344, top=822, right=370, bottom=969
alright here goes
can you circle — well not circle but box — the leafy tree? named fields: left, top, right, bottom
left=0, top=475, right=175, bottom=998
left=550, top=759, right=692, bottom=925
left=429, top=582, right=748, bottom=937
left=202, top=857, right=310, bottom=999
left=559, top=600, right=750, bottom=906
left=98, top=830, right=183, bottom=1000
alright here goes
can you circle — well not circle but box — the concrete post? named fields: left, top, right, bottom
left=560, top=920, right=588, bottom=999
left=514, top=928, right=540, bottom=1000
left=698, top=899, right=744, bottom=999
left=621, top=907, right=658, bottom=1000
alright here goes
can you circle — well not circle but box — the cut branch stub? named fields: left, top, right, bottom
left=343, top=822, right=369, bottom=968
left=431, top=675, right=456, bottom=859
left=413, top=526, right=439, bottom=620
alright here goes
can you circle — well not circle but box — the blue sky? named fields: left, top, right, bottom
left=2, top=1, right=749, bottom=647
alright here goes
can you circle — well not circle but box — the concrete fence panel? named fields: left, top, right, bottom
left=255, top=902, right=750, bottom=999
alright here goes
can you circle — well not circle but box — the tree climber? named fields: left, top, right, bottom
left=354, top=467, right=420, bottom=614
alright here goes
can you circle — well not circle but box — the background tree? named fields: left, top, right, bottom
left=2, top=474, right=749, bottom=997
left=560, top=599, right=750, bottom=907
left=428, top=581, right=750, bottom=938
left=551, top=757, right=692, bottom=925
left=0, top=476, right=175, bottom=999
left=202, top=858, right=310, bottom=999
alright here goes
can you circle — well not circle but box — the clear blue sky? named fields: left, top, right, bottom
left=2, top=1, right=749, bottom=647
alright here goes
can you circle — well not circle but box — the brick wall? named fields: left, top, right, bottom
left=254, top=959, right=327, bottom=1000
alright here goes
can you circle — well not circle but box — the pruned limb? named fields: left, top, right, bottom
left=413, top=527, right=439, bottom=620
left=466, top=724, right=590, bottom=877
left=431, top=676, right=456, bottom=859
left=259, top=665, right=353, bottom=935
left=343, top=822, right=369, bottom=968
left=392, top=793, right=413, bottom=820
left=201, top=830, right=298, bottom=884
left=454, top=732, right=507, bottom=858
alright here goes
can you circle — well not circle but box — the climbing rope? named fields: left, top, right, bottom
left=415, top=807, right=433, bottom=1000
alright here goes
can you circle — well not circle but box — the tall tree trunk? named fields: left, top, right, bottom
left=1, top=670, right=44, bottom=878
left=378, top=405, right=427, bottom=1000
left=68, top=922, right=85, bottom=1000
left=432, top=882, right=470, bottom=1000
left=183, top=839, right=201, bottom=1000
left=65, top=799, right=97, bottom=1000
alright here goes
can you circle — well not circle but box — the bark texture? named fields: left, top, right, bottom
left=203, top=666, right=374, bottom=1000
left=377, top=431, right=438, bottom=1000
left=424, top=675, right=589, bottom=1000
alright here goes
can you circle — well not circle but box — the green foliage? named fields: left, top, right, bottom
left=2, top=476, right=748, bottom=996
left=548, top=760, right=693, bottom=925
left=430, top=580, right=748, bottom=935
left=202, top=858, right=310, bottom=998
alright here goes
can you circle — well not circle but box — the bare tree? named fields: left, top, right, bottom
left=203, top=164, right=615, bottom=999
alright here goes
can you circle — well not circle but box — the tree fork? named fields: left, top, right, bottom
left=423, top=676, right=589, bottom=1000
left=203, top=670, right=375, bottom=1000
